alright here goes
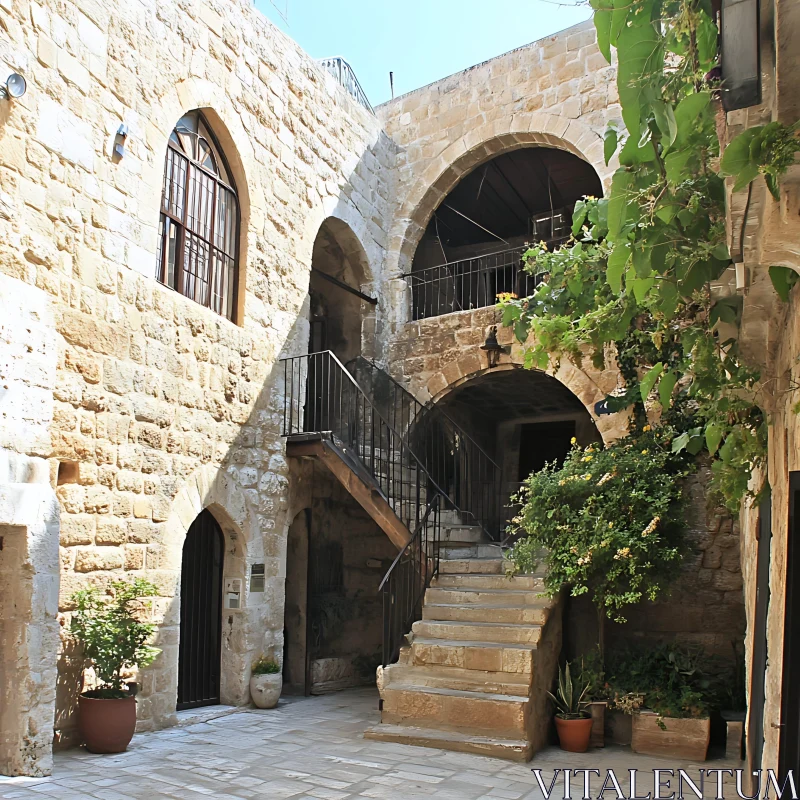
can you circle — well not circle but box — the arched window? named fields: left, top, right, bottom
left=156, top=110, right=239, bottom=321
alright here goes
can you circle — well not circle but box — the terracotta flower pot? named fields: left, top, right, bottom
left=78, top=694, right=137, bottom=754
left=250, top=673, right=282, bottom=709
left=555, top=714, right=594, bottom=752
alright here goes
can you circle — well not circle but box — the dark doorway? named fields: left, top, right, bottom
left=518, top=420, right=576, bottom=481
left=177, top=509, right=224, bottom=710
left=749, top=489, right=771, bottom=774
left=779, top=474, right=800, bottom=779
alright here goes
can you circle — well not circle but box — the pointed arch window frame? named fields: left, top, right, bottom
left=156, top=110, right=241, bottom=322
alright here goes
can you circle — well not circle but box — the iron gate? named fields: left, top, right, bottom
left=177, top=509, right=224, bottom=710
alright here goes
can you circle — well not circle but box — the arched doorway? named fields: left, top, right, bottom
left=177, top=509, right=224, bottom=710
left=429, top=366, right=601, bottom=531
left=308, top=217, right=374, bottom=362
left=409, top=146, right=602, bottom=320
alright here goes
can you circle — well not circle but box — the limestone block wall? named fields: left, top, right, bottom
left=375, top=20, right=622, bottom=345
left=0, top=0, right=395, bottom=749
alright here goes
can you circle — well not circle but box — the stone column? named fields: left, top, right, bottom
left=0, top=451, right=60, bottom=777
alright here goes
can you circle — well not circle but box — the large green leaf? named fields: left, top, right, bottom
left=619, top=136, right=656, bottom=166
left=705, top=422, right=724, bottom=456
left=631, top=276, right=654, bottom=302
left=607, top=169, right=632, bottom=241
left=732, top=162, right=760, bottom=193
left=606, top=242, right=630, bottom=294
left=673, top=92, right=711, bottom=148
left=595, top=9, right=612, bottom=62
left=769, top=266, right=800, bottom=302
left=604, top=127, right=618, bottom=166
left=653, top=101, right=678, bottom=147
left=664, top=149, right=693, bottom=185
left=658, top=370, right=677, bottom=409
left=639, top=363, right=664, bottom=402
left=616, top=12, right=663, bottom=141
left=720, top=127, right=761, bottom=176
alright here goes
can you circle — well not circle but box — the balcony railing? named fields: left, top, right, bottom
left=405, top=239, right=567, bottom=321
left=319, top=57, right=374, bottom=114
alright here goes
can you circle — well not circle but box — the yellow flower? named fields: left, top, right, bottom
left=608, top=521, right=613, bottom=528
left=641, top=449, right=649, bottom=455
left=570, top=437, right=577, bottom=445
left=558, top=479, right=566, bottom=486
left=581, top=455, right=593, bottom=462
left=583, top=473, right=592, bottom=481
left=643, top=425, right=651, bottom=432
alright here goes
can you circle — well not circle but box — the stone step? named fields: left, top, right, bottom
left=379, top=684, right=530, bottom=738
left=363, top=724, right=532, bottom=762
left=440, top=541, right=501, bottom=557
left=438, top=557, right=504, bottom=574
left=412, top=619, right=542, bottom=645
left=441, top=526, right=484, bottom=543
left=409, top=637, right=536, bottom=674
left=432, top=573, right=544, bottom=591
left=422, top=602, right=549, bottom=625
left=425, top=586, right=546, bottom=606
left=381, top=663, right=530, bottom=696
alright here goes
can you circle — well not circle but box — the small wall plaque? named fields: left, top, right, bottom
left=250, top=563, right=265, bottom=593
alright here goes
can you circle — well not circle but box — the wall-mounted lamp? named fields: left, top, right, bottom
left=480, top=326, right=508, bottom=368
left=0, top=73, right=26, bottom=101
left=113, top=123, right=129, bottom=160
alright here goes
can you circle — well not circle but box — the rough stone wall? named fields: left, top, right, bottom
left=719, top=0, right=800, bottom=775
left=0, top=0, right=394, bottom=750
left=374, top=21, right=622, bottom=345
left=604, top=464, right=746, bottom=660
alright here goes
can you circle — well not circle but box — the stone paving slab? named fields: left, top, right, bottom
left=0, top=689, right=741, bottom=800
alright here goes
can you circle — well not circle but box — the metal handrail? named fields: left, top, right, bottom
left=347, top=357, right=506, bottom=541
left=280, top=349, right=447, bottom=666
left=405, top=238, right=567, bottom=321
left=379, top=493, right=442, bottom=665
left=318, top=56, right=374, bottom=113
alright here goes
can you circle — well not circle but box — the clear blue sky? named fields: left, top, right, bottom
left=254, top=0, right=592, bottom=106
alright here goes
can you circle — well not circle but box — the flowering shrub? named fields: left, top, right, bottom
left=508, top=426, right=692, bottom=623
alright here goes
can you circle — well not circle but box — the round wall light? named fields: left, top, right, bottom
left=0, top=73, right=27, bottom=100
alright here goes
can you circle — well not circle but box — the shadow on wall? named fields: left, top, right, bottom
left=52, top=103, right=393, bottom=742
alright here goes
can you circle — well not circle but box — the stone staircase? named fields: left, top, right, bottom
left=365, top=516, right=562, bottom=762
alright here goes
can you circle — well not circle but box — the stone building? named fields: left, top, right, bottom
left=0, top=0, right=788, bottom=779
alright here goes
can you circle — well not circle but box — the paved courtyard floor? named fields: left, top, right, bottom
left=1, top=688, right=741, bottom=800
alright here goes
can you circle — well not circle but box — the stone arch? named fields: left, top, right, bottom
left=145, top=463, right=254, bottom=728
left=415, top=342, right=629, bottom=446
left=306, top=215, right=378, bottom=361
left=387, top=113, right=614, bottom=279
left=140, top=78, right=264, bottom=323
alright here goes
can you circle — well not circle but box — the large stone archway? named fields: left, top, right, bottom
left=386, top=114, right=616, bottom=281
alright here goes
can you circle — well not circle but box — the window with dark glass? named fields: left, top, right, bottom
left=156, top=111, right=239, bottom=321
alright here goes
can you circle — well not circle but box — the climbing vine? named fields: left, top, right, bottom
left=500, top=0, right=800, bottom=512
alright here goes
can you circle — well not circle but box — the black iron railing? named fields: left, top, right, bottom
left=347, top=357, right=506, bottom=541
left=318, top=57, right=374, bottom=113
left=379, top=493, right=442, bottom=666
left=405, top=239, right=567, bottom=321
left=281, top=350, right=451, bottom=667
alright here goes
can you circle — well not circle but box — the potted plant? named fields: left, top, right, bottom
left=549, top=662, right=594, bottom=752
left=250, top=656, right=282, bottom=709
left=607, top=643, right=714, bottom=761
left=70, top=579, right=160, bottom=754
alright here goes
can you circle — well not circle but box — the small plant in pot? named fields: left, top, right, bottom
left=250, top=656, right=282, bottom=709
left=549, top=662, right=593, bottom=752
left=70, top=579, right=160, bottom=754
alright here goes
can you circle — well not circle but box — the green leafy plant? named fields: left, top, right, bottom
left=720, top=121, right=800, bottom=201
left=70, top=579, right=160, bottom=698
left=548, top=662, right=591, bottom=720
left=576, top=645, right=610, bottom=702
left=252, top=657, right=281, bottom=676
left=606, top=642, right=717, bottom=718
left=499, top=0, right=800, bottom=514
left=508, top=426, right=692, bottom=625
